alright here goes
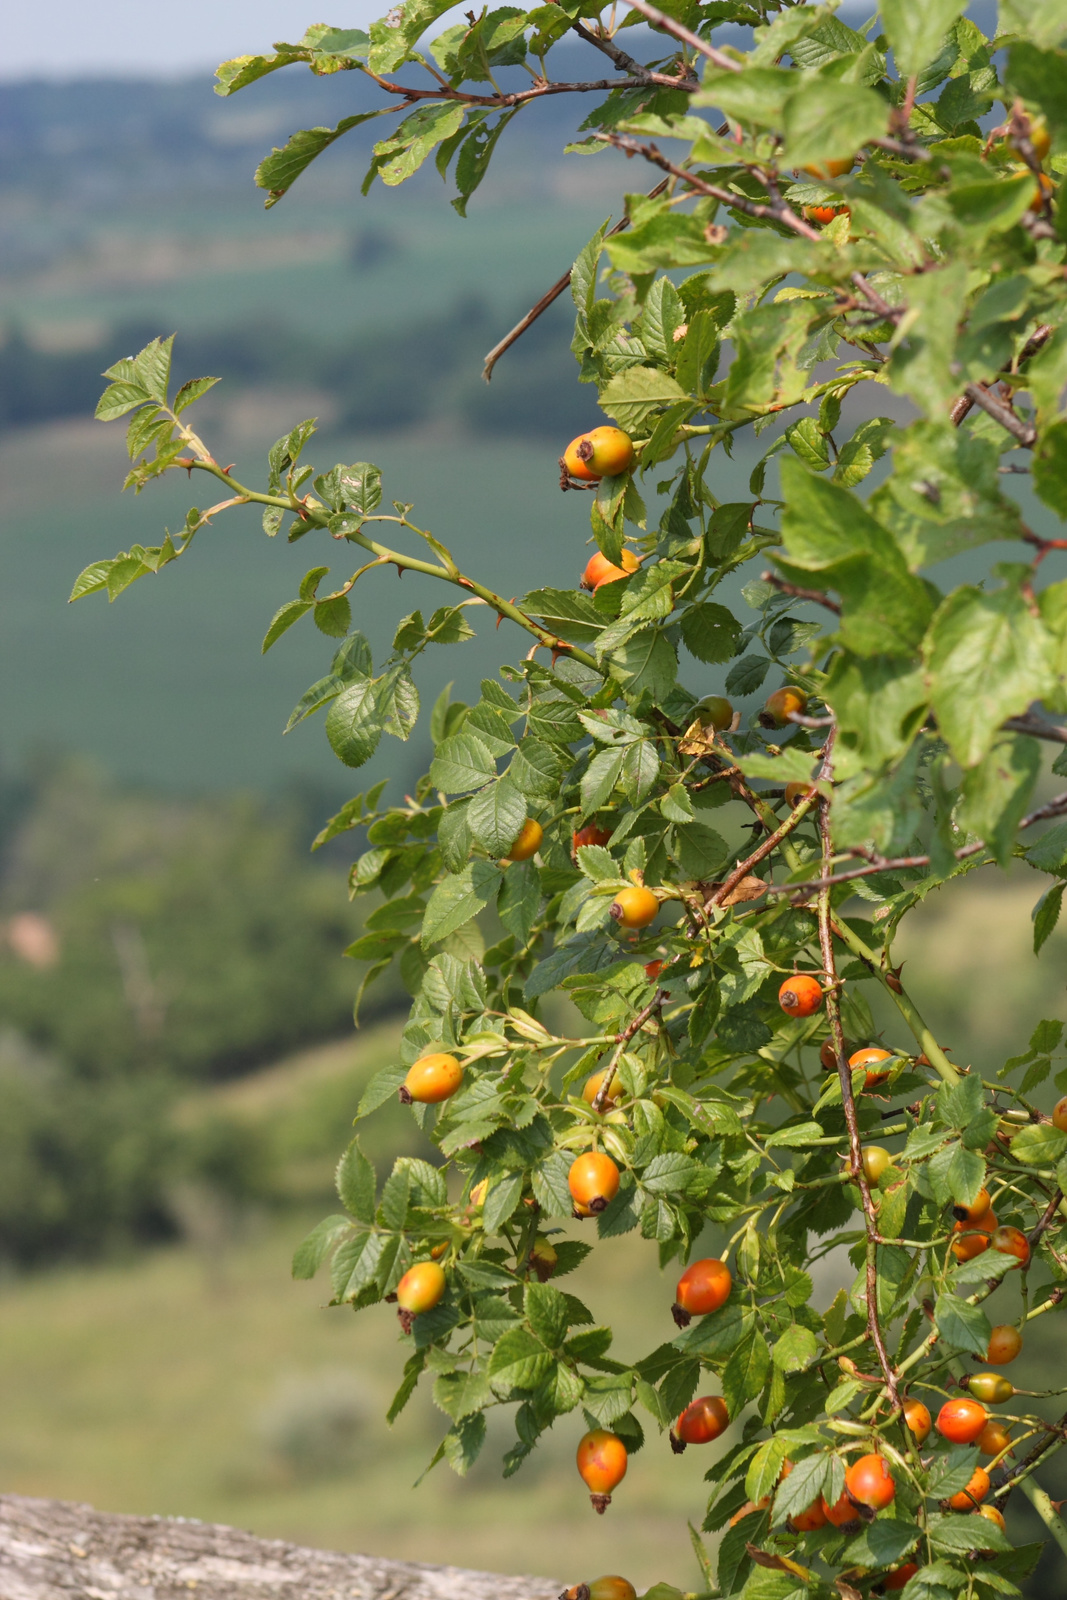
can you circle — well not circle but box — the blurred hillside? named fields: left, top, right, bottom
left=0, top=755, right=394, bottom=1266
left=0, top=58, right=629, bottom=439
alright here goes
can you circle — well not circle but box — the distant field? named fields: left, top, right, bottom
left=0, top=409, right=768, bottom=794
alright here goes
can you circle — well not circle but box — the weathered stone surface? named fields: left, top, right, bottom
left=0, top=1496, right=559, bottom=1600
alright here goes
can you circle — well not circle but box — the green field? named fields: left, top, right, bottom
left=0, top=413, right=770, bottom=795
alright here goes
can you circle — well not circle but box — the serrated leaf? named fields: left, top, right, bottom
left=262, top=599, right=312, bottom=652
left=430, top=733, right=497, bottom=794
left=934, top=1293, right=992, bottom=1357
left=525, top=1281, right=569, bottom=1350
left=487, top=1326, right=554, bottom=1390
left=291, top=1214, right=352, bottom=1280
left=421, top=860, right=501, bottom=947
left=468, top=779, right=526, bottom=859
left=772, top=1450, right=833, bottom=1524
left=336, top=1139, right=376, bottom=1223
left=325, top=677, right=383, bottom=769
left=1010, top=1122, right=1067, bottom=1164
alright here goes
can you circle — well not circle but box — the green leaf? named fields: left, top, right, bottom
left=421, top=861, right=502, bottom=948
left=778, top=459, right=933, bottom=657
left=325, top=678, right=384, bottom=769
left=1034, top=882, right=1065, bottom=953
left=881, top=0, right=965, bottom=76
left=443, top=1412, right=487, bottom=1476
left=598, top=366, right=689, bottom=433
left=262, top=599, right=312, bottom=652
left=256, top=112, right=387, bottom=205
left=481, top=1172, right=524, bottom=1234
left=771, top=1323, right=817, bottom=1372
left=722, top=1331, right=769, bottom=1419
left=487, top=1326, right=554, bottom=1390
left=1035, top=420, right=1067, bottom=519
left=781, top=78, right=888, bottom=168
left=430, top=733, right=498, bottom=794
left=773, top=1451, right=834, bottom=1524
left=745, top=1435, right=795, bottom=1503
left=1025, top=820, right=1067, bottom=873
left=292, top=1214, right=351, bottom=1280
left=925, top=584, right=1053, bottom=767
left=356, top=1063, right=408, bottom=1119
left=524, top=932, right=620, bottom=1000
left=336, top=1139, right=376, bottom=1223
left=680, top=602, right=743, bottom=664
left=368, top=102, right=466, bottom=189
left=928, top=1510, right=1011, bottom=1555
left=934, top=1293, right=992, bottom=1357
left=581, top=748, right=626, bottom=818
left=1010, top=1122, right=1067, bottom=1165
left=525, top=1281, right=569, bottom=1350
left=957, top=735, right=1041, bottom=867
left=843, top=1518, right=920, bottom=1568
left=467, top=779, right=526, bottom=859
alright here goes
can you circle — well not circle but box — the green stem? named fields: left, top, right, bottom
left=831, top=918, right=959, bottom=1086
left=186, top=461, right=608, bottom=676
left=1019, top=1474, right=1067, bottom=1558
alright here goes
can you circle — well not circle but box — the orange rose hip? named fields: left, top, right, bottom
left=672, top=1257, right=732, bottom=1326
left=670, top=1394, right=729, bottom=1452
left=778, top=973, right=823, bottom=1017
left=568, top=1151, right=620, bottom=1214
left=400, top=1052, right=463, bottom=1104
left=576, top=1428, right=628, bottom=1512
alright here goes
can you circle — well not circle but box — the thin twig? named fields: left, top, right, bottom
left=759, top=570, right=841, bottom=614
left=817, top=733, right=900, bottom=1410
left=770, top=787, right=1067, bottom=896
left=704, top=790, right=818, bottom=909
left=949, top=325, right=1053, bottom=428
left=1029, top=1189, right=1065, bottom=1250
left=483, top=178, right=669, bottom=380
left=591, top=989, right=670, bottom=1111
left=1003, top=710, right=1067, bottom=745
left=594, top=132, right=823, bottom=242
left=616, top=0, right=742, bottom=73
left=571, top=18, right=698, bottom=88
left=962, top=382, right=1037, bottom=447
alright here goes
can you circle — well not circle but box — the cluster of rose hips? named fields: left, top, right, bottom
left=574, top=1255, right=733, bottom=1510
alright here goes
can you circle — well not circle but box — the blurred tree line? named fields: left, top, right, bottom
left=0, top=293, right=589, bottom=440
left=0, top=759, right=398, bottom=1266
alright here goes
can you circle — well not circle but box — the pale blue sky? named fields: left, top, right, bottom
left=4, top=0, right=875, bottom=80
left=2, top=1, right=465, bottom=78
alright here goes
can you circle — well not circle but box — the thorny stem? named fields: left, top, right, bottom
left=830, top=917, right=959, bottom=1087
left=176, top=457, right=608, bottom=675
left=817, top=735, right=900, bottom=1412
left=1019, top=1476, right=1067, bottom=1561
left=993, top=1407, right=1067, bottom=1509
left=704, top=789, right=820, bottom=909
left=591, top=989, right=670, bottom=1112
left=732, top=782, right=959, bottom=1087
left=773, top=788, right=1067, bottom=897
left=596, top=132, right=824, bottom=241
left=615, top=0, right=743, bottom=74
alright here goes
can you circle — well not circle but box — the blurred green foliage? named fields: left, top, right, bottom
left=0, top=758, right=402, bottom=1265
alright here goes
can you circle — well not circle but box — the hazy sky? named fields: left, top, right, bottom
left=4, top=0, right=878, bottom=80
left=3, top=1, right=463, bottom=79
